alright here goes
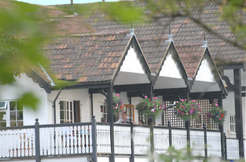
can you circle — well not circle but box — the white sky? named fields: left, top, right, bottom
left=17, top=0, right=118, bottom=5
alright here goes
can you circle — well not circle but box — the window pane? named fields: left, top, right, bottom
left=10, top=101, right=16, bottom=110
left=0, top=102, right=6, bottom=109
left=10, top=111, right=17, bottom=120
left=17, top=121, right=23, bottom=127
left=10, top=121, right=17, bottom=127
left=60, top=111, right=64, bottom=120
left=60, top=101, right=64, bottom=111
left=17, top=111, right=23, bottom=120
left=0, top=112, right=5, bottom=120
left=17, top=101, right=23, bottom=110
left=0, top=121, right=6, bottom=128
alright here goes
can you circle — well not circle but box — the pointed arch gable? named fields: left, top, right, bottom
left=191, top=48, right=226, bottom=94
left=113, top=35, right=151, bottom=86
left=154, top=42, right=189, bottom=89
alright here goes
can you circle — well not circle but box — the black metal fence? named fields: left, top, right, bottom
left=0, top=117, right=241, bottom=162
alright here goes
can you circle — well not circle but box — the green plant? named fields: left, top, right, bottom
left=208, top=102, right=225, bottom=124
left=136, top=96, right=164, bottom=116
left=112, top=93, right=123, bottom=113
left=175, top=99, right=200, bottom=121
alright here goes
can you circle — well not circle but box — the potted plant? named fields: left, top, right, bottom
left=208, top=102, right=225, bottom=124
left=136, top=96, right=165, bottom=124
left=175, top=99, right=200, bottom=121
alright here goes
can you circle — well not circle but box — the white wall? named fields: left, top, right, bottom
left=223, top=69, right=246, bottom=138
left=49, top=88, right=91, bottom=123
left=0, top=74, right=51, bottom=125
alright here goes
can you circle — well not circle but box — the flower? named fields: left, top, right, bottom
left=115, top=93, right=120, bottom=97
left=144, top=96, right=148, bottom=99
left=175, top=99, right=200, bottom=121
left=208, top=102, right=225, bottom=123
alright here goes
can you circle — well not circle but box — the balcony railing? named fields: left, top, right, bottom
left=0, top=117, right=241, bottom=161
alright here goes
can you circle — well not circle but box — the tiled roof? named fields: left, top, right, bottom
left=45, top=2, right=246, bottom=82
left=45, top=31, right=131, bottom=83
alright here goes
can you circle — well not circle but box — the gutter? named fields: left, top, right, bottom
left=53, top=89, right=63, bottom=124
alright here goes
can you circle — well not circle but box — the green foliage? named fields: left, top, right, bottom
left=0, top=1, right=52, bottom=109
left=136, top=96, right=164, bottom=116
left=208, top=102, right=225, bottom=124
left=175, top=99, right=200, bottom=121
left=57, top=2, right=147, bottom=24
left=17, top=92, right=40, bottom=110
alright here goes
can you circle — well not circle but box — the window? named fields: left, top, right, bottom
left=60, top=100, right=80, bottom=123
left=230, top=115, right=236, bottom=133
left=0, top=100, right=23, bottom=128
left=0, top=101, right=7, bottom=109
left=10, top=101, right=23, bottom=127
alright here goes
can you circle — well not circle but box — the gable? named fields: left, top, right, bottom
left=114, top=45, right=149, bottom=85
left=119, top=46, right=145, bottom=74
left=195, top=57, right=216, bottom=82
left=154, top=49, right=186, bottom=89
left=191, top=55, right=221, bottom=93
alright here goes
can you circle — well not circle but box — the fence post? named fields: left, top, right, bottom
left=168, top=121, right=172, bottom=147
left=185, top=120, right=191, bottom=156
left=91, top=116, right=97, bottom=162
left=219, top=124, right=225, bottom=160
left=224, top=133, right=227, bottom=160
left=203, top=124, right=208, bottom=159
left=130, top=122, right=135, bottom=162
left=34, top=119, right=41, bottom=162
left=149, top=124, right=154, bottom=162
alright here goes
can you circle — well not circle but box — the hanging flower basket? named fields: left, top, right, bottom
left=112, top=93, right=123, bottom=113
left=208, top=102, right=225, bottom=124
left=175, top=99, right=200, bottom=121
left=136, top=96, right=165, bottom=116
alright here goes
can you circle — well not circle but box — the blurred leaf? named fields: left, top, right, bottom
left=17, top=92, right=39, bottom=110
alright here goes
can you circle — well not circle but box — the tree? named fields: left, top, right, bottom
left=0, top=1, right=52, bottom=109
left=139, top=0, right=246, bottom=50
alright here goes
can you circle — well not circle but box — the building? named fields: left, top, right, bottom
left=0, top=1, right=245, bottom=162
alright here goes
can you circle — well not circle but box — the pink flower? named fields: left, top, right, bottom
left=151, top=109, right=155, bottom=112
left=215, top=103, right=219, bottom=107
left=115, top=93, right=120, bottom=97
left=191, top=100, right=196, bottom=103
left=180, top=99, right=185, bottom=102
left=153, top=97, right=158, bottom=100
left=144, top=96, right=148, bottom=99
left=189, top=108, right=194, bottom=114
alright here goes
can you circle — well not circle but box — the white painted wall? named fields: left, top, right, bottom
left=0, top=74, right=52, bottom=125
left=159, top=53, right=182, bottom=79
left=154, top=50, right=186, bottom=89
left=191, top=57, right=220, bottom=93
left=115, top=46, right=149, bottom=85
left=120, top=47, right=145, bottom=74
left=223, top=69, right=246, bottom=138
left=49, top=88, right=90, bottom=123
left=195, top=58, right=216, bottom=82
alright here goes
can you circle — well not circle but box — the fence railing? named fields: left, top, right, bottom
left=0, top=117, right=241, bottom=161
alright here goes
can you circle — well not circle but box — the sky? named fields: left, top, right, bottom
left=17, top=0, right=118, bottom=5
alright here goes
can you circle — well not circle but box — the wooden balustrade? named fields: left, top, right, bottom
left=0, top=121, right=242, bottom=161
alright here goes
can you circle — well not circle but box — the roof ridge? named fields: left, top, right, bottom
left=71, top=30, right=130, bottom=37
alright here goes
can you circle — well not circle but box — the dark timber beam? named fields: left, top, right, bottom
left=89, top=91, right=94, bottom=120
left=107, top=85, right=115, bottom=162
left=234, top=69, right=244, bottom=158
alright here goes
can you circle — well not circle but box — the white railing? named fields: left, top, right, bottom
left=0, top=122, right=241, bottom=161
left=39, top=124, right=92, bottom=156
left=134, top=126, right=150, bottom=155
left=154, top=128, right=169, bottom=153
left=0, top=127, right=35, bottom=158
left=207, top=131, right=221, bottom=157
left=226, top=138, right=239, bottom=160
